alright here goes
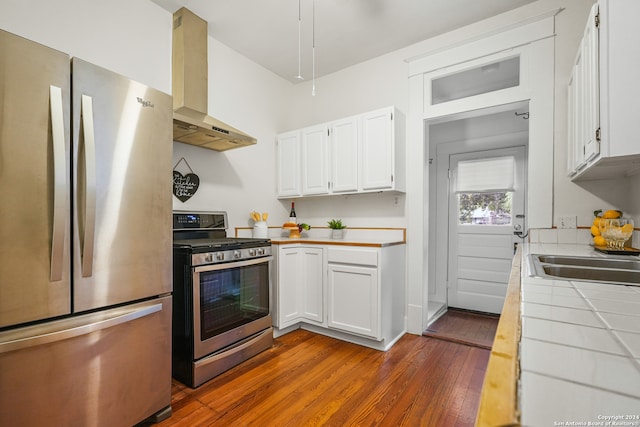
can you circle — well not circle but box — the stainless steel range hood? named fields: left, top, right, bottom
left=172, top=7, right=256, bottom=151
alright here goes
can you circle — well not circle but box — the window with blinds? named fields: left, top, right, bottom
left=455, top=156, right=515, bottom=225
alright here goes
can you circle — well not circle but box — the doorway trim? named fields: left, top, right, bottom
left=405, top=13, right=556, bottom=335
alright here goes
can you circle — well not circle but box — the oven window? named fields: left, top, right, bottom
left=198, top=262, right=269, bottom=340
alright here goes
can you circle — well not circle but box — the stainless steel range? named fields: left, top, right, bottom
left=172, top=211, right=273, bottom=387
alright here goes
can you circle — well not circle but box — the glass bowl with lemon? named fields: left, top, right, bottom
left=597, top=218, right=634, bottom=249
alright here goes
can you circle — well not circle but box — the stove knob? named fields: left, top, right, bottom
left=249, top=249, right=256, bottom=256
left=205, top=253, right=214, bottom=262
left=234, top=250, right=241, bottom=259
left=216, top=252, right=225, bottom=261
left=258, top=248, right=265, bottom=255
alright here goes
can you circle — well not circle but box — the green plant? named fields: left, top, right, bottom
left=327, top=219, right=346, bottom=230
left=297, top=223, right=311, bottom=232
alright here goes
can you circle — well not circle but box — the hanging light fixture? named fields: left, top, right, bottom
left=311, top=0, right=316, bottom=96
left=293, top=0, right=317, bottom=95
left=294, top=0, right=304, bottom=81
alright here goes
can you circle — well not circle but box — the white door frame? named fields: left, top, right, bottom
left=430, top=127, right=528, bottom=312
left=405, top=12, right=556, bottom=334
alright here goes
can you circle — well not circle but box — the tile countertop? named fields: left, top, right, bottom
left=520, top=243, right=640, bottom=426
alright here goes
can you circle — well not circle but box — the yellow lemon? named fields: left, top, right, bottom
left=593, top=235, right=606, bottom=246
left=603, top=210, right=622, bottom=219
left=590, top=225, right=601, bottom=236
left=622, top=223, right=634, bottom=234
left=593, top=217, right=603, bottom=227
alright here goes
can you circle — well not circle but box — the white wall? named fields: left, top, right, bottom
left=0, top=0, right=172, bottom=94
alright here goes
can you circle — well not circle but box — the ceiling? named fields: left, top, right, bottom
left=151, top=0, right=537, bottom=84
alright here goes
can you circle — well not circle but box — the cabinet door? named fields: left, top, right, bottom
left=582, top=2, right=600, bottom=162
left=277, top=247, right=324, bottom=328
left=330, top=116, right=359, bottom=193
left=300, top=247, right=324, bottom=324
left=567, top=71, right=577, bottom=176
left=276, top=131, right=301, bottom=197
left=361, top=108, right=394, bottom=191
left=568, top=59, right=586, bottom=174
left=301, top=124, right=329, bottom=195
left=277, top=248, right=302, bottom=327
left=327, top=264, right=379, bottom=339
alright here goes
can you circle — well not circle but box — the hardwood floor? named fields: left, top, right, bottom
left=156, top=328, right=491, bottom=427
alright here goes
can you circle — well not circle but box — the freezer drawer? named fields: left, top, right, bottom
left=0, top=296, right=172, bottom=427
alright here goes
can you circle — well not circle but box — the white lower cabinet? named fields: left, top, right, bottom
left=274, top=243, right=406, bottom=350
left=327, top=260, right=379, bottom=339
left=276, top=246, right=324, bottom=329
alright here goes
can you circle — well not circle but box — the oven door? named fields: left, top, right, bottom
left=193, top=256, right=273, bottom=360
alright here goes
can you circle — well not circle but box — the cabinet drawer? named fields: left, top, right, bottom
left=327, top=248, right=378, bottom=267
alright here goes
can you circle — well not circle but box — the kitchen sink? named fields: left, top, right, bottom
left=529, top=254, right=640, bottom=286
left=536, top=255, right=640, bottom=270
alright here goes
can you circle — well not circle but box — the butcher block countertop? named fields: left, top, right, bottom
left=235, top=226, right=406, bottom=248
left=477, top=243, right=640, bottom=426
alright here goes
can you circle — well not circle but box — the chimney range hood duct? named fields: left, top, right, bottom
left=172, top=7, right=256, bottom=151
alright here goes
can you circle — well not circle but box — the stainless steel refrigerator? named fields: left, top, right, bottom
left=0, top=29, right=173, bottom=426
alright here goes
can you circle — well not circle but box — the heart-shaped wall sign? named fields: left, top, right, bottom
left=173, top=171, right=200, bottom=202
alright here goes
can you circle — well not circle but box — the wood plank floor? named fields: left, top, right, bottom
left=156, top=328, right=491, bottom=427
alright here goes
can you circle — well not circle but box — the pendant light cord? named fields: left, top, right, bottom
left=296, top=0, right=303, bottom=80
left=312, top=0, right=316, bottom=96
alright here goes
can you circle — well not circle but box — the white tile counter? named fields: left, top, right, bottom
left=520, top=243, right=640, bottom=426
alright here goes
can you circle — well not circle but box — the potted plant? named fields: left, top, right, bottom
left=328, top=219, right=346, bottom=239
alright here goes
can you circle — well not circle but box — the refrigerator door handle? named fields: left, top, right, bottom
left=0, top=302, right=162, bottom=354
left=49, top=86, right=67, bottom=282
left=80, top=94, right=97, bottom=277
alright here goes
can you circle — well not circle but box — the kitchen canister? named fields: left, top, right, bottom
left=253, top=221, right=268, bottom=238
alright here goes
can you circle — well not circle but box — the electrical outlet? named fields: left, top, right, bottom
left=558, top=215, right=577, bottom=229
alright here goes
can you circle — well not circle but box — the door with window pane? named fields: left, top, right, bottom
left=447, top=146, right=525, bottom=313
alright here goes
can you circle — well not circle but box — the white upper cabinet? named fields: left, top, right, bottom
left=301, top=124, right=330, bottom=195
left=276, top=106, right=405, bottom=198
left=568, top=2, right=599, bottom=177
left=581, top=4, right=600, bottom=164
left=361, top=107, right=400, bottom=191
left=276, top=131, right=301, bottom=197
left=330, top=116, right=359, bottom=193
left=361, top=107, right=405, bottom=193
left=569, top=0, right=640, bottom=180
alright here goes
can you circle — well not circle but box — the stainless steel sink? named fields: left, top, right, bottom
left=536, top=255, right=640, bottom=270
left=529, top=254, right=640, bottom=286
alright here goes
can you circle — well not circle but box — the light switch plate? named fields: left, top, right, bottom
left=558, top=215, right=577, bottom=229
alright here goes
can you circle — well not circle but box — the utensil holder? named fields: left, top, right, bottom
left=253, top=221, right=268, bottom=238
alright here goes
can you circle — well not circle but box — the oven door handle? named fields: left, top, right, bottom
left=193, top=256, right=273, bottom=273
